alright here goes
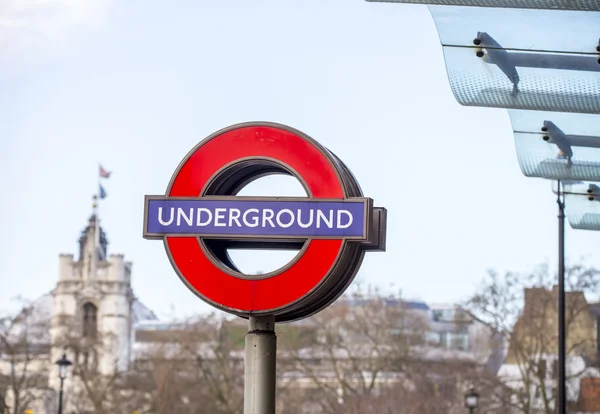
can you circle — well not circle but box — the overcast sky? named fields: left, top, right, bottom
left=2, top=0, right=599, bottom=319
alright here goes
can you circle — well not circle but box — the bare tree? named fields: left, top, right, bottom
left=323, top=355, right=512, bottom=414
left=130, top=313, right=245, bottom=414
left=0, top=299, right=50, bottom=414
left=121, top=344, right=201, bottom=414
left=467, top=262, right=600, bottom=414
left=175, top=314, right=245, bottom=414
left=277, top=293, right=428, bottom=414
left=334, top=371, right=459, bottom=414
left=58, top=330, right=123, bottom=414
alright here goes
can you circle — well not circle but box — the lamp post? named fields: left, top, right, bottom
left=556, top=181, right=567, bottom=414
left=464, top=386, right=479, bottom=414
left=55, top=352, right=72, bottom=414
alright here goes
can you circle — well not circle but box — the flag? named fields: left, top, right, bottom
left=99, top=184, right=107, bottom=199
left=99, top=165, right=111, bottom=179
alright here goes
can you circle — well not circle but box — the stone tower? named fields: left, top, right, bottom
left=49, top=214, right=134, bottom=393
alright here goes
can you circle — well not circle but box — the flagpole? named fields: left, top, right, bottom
left=95, top=163, right=101, bottom=262
left=95, top=163, right=111, bottom=264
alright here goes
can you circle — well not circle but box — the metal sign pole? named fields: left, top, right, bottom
left=557, top=181, right=566, bottom=414
left=244, top=315, right=277, bottom=414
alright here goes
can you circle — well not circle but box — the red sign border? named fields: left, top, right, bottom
left=162, top=122, right=356, bottom=317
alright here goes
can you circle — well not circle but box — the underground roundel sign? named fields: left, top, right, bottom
left=143, top=122, right=386, bottom=322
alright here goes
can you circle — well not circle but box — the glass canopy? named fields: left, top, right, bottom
left=423, top=7, right=600, bottom=113
left=366, top=0, right=600, bottom=12
left=565, top=193, right=600, bottom=230
left=509, top=110, right=600, bottom=136
left=511, top=111, right=600, bottom=181
left=551, top=180, right=600, bottom=195
left=441, top=46, right=599, bottom=114
left=429, top=6, right=600, bottom=55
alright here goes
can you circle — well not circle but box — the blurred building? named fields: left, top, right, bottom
left=497, top=286, right=600, bottom=412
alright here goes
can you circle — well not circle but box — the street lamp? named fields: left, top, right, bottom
left=464, top=387, right=479, bottom=414
left=55, top=352, right=72, bottom=414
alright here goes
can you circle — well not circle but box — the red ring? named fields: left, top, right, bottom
left=165, top=124, right=346, bottom=313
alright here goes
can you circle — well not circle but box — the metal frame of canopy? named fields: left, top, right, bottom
left=367, top=0, right=600, bottom=12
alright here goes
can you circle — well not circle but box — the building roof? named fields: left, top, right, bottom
left=588, top=302, right=600, bottom=318
left=132, top=300, right=159, bottom=324
left=2, top=294, right=53, bottom=348
left=342, top=296, right=430, bottom=311
left=402, top=300, right=430, bottom=311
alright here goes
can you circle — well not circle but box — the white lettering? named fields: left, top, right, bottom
left=316, top=209, right=334, bottom=229
left=177, top=208, right=193, bottom=226
left=262, top=209, right=275, bottom=227
left=158, top=207, right=174, bottom=226
left=243, top=209, right=259, bottom=227
left=196, top=208, right=212, bottom=226
left=297, top=209, right=313, bottom=228
left=229, top=208, right=242, bottom=227
left=158, top=205, right=359, bottom=232
left=337, top=210, right=353, bottom=229
left=214, top=208, right=226, bottom=227
left=276, top=209, right=294, bottom=228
